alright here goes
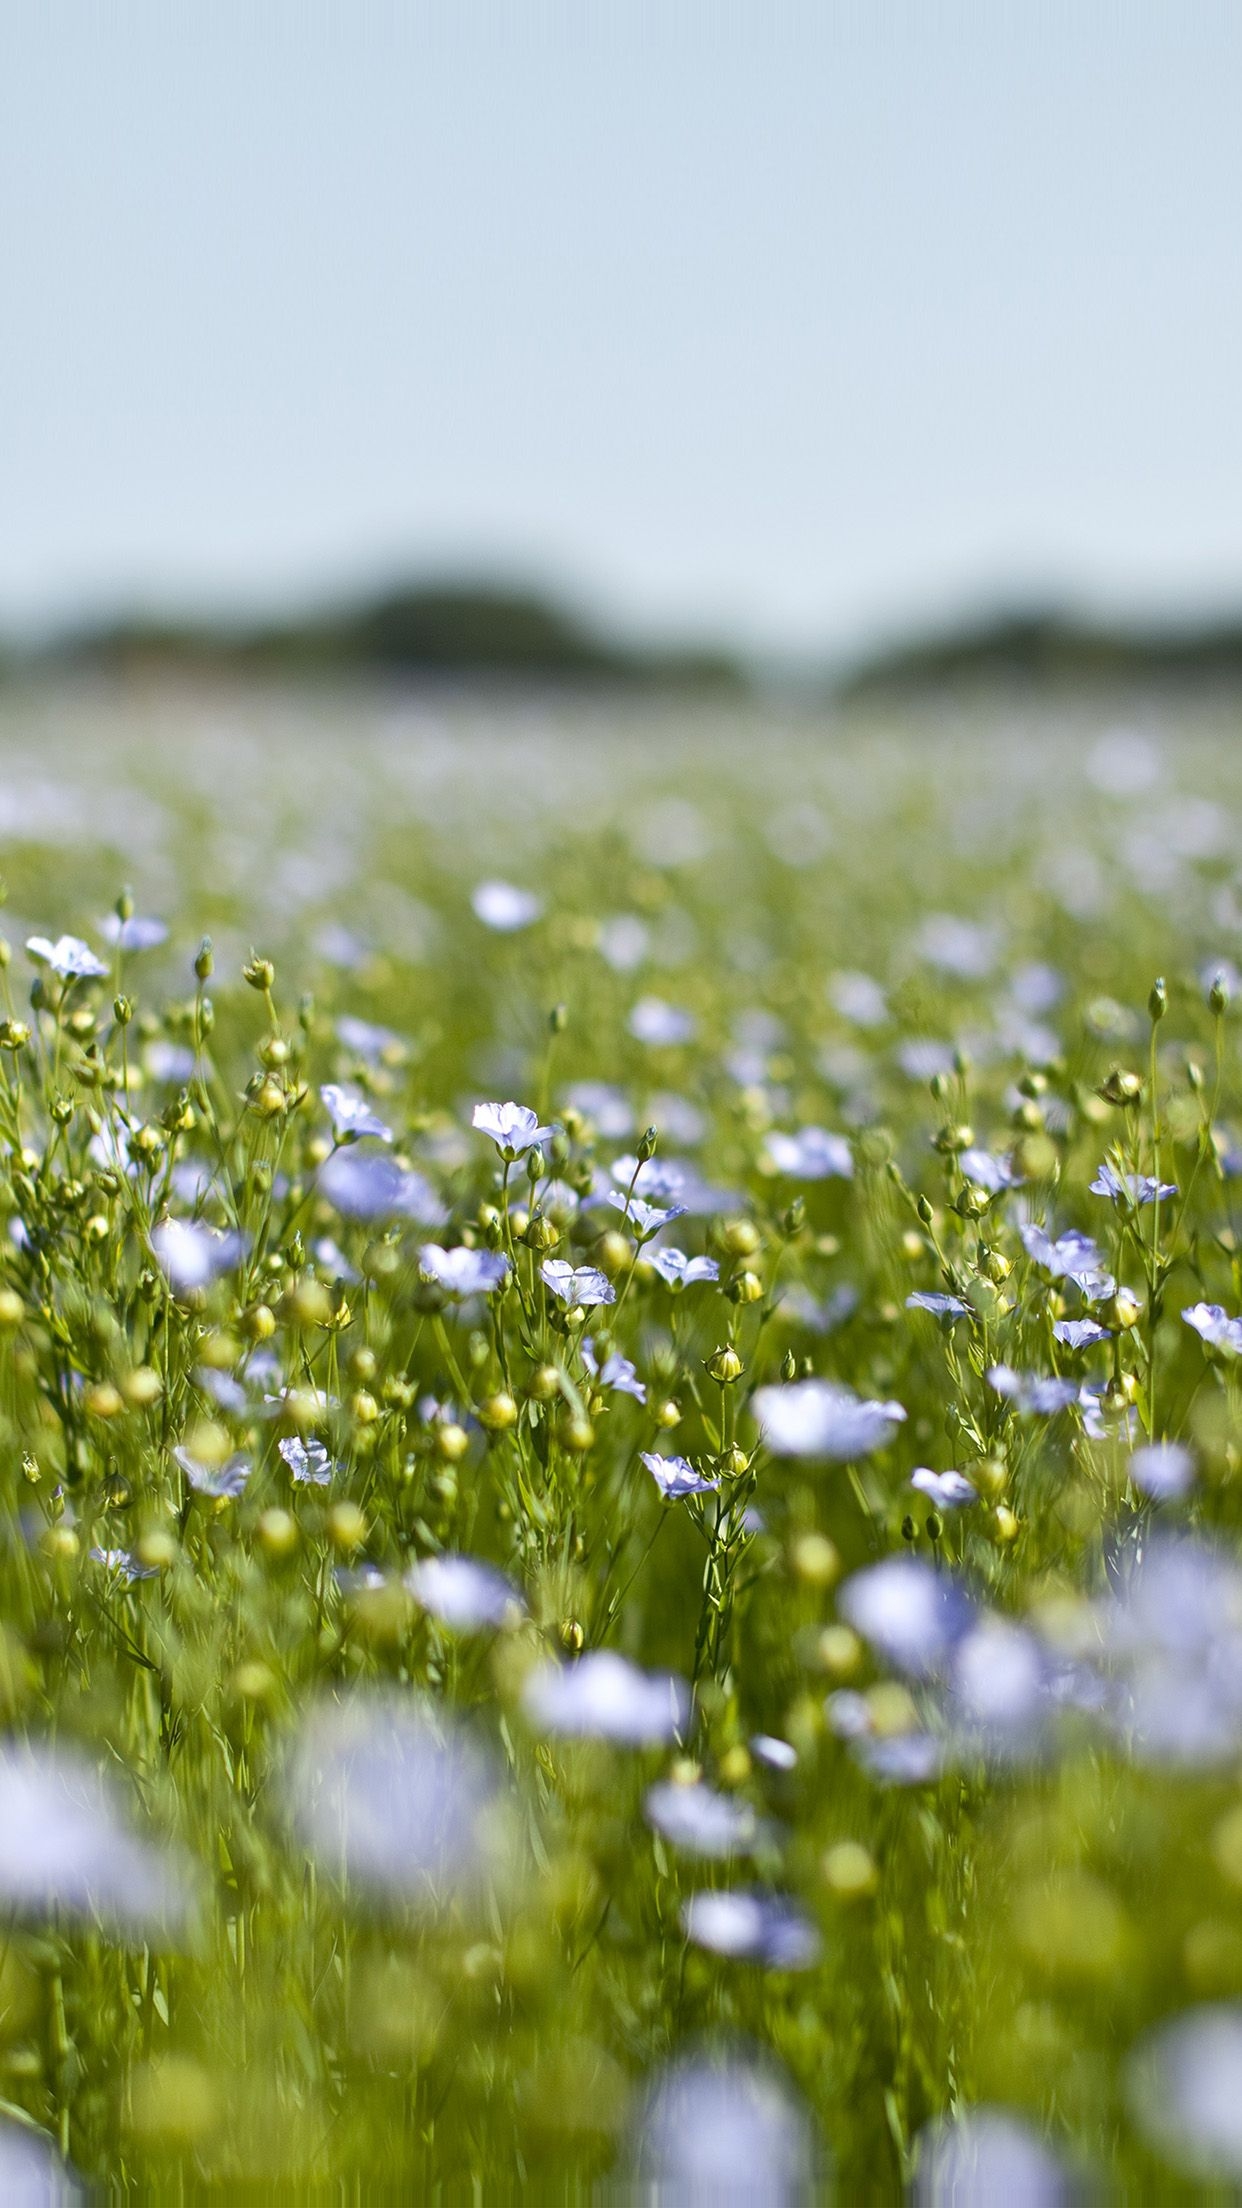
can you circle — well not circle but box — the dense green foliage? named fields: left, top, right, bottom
left=0, top=689, right=1240, bottom=2197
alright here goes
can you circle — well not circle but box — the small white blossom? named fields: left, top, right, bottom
left=26, top=934, right=108, bottom=980
left=522, top=1651, right=688, bottom=1745
left=320, top=1083, right=393, bottom=1144
left=641, top=1452, right=719, bottom=1500
left=751, top=1380, right=905, bottom=1461
left=471, top=1100, right=551, bottom=1159
left=541, top=1259, right=615, bottom=1307
left=471, top=880, right=542, bottom=931
left=418, top=1244, right=511, bottom=1297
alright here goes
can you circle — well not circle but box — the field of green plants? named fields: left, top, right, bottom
left=3, top=678, right=1242, bottom=2198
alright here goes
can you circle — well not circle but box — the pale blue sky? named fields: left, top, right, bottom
left=4, top=4, right=1241, bottom=656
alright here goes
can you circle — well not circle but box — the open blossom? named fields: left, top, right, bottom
left=174, top=1447, right=251, bottom=1499
left=582, top=1339, right=646, bottom=1401
left=766, top=1127, right=853, bottom=1180
left=838, top=1556, right=972, bottom=1678
left=0, top=1739, right=193, bottom=1938
left=320, top=1083, right=393, bottom=1144
left=151, top=1219, right=249, bottom=1295
left=1020, top=1223, right=1115, bottom=1302
left=751, top=1379, right=905, bottom=1461
left=1184, top=1302, right=1242, bottom=1354
left=405, top=1553, right=524, bottom=1631
left=906, top=1290, right=973, bottom=1323
left=681, top=1889, right=820, bottom=1969
left=99, top=912, right=168, bottom=951
left=959, top=1146, right=1023, bottom=1192
left=471, top=1100, right=550, bottom=1158
left=987, top=1365, right=1078, bottom=1416
left=1053, top=1317, right=1110, bottom=1350
left=25, top=933, right=108, bottom=979
left=541, top=1259, right=615, bottom=1306
left=418, top=1244, right=511, bottom=1297
left=629, top=996, right=695, bottom=1046
left=471, top=880, right=542, bottom=931
left=640, top=1451, right=719, bottom=1500
left=1090, top=1159, right=1178, bottom=1205
left=279, top=1437, right=334, bottom=1486
left=645, top=1780, right=759, bottom=1857
left=647, top=1247, right=719, bottom=1290
left=910, top=1467, right=978, bottom=1509
left=607, top=1188, right=687, bottom=1235
left=632, top=2055, right=815, bottom=2201
left=522, top=1651, right=689, bottom=1745
left=318, top=1149, right=443, bottom=1223
left=284, top=1691, right=505, bottom=1905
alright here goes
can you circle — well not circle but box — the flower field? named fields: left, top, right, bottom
left=1, top=680, right=1242, bottom=2196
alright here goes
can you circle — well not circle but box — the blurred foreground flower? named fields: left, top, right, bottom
left=751, top=1379, right=905, bottom=1461
left=631, top=2050, right=816, bottom=2205
left=0, top=1740, right=194, bottom=1941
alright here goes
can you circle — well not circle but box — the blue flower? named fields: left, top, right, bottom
left=1090, top=1160, right=1178, bottom=1205
left=640, top=1451, right=719, bottom=1499
left=541, top=1260, right=615, bottom=1307
left=418, top=1244, right=511, bottom=1297
left=321, top=1084, right=393, bottom=1144
left=647, top=1247, right=720, bottom=1290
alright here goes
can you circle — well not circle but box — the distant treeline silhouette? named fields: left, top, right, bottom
left=10, top=589, right=1242, bottom=695
left=22, top=585, right=745, bottom=690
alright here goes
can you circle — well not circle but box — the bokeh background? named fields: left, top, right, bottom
left=5, top=3, right=1242, bottom=682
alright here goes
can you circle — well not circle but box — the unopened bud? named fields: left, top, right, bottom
left=1148, top=977, right=1168, bottom=1022
left=242, top=955, right=275, bottom=993
left=194, top=938, right=214, bottom=982
left=637, top=1125, right=659, bottom=1163
left=704, top=1344, right=743, bottom=1385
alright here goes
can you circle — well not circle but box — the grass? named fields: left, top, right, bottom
left=0, top=681, right=1237, bottom=2195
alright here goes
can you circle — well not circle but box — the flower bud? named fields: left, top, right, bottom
left=1097, top=1068, right=1143, bottom=1107
left=637, top=1125, right=659, bottom=1163
left=933, top=1123, right=975, bottom=1155
left=477, top=1391, right=518, bottom=1432
left=1109, top=1287, right=1142, bottom=1330
left=558, top=1415, right=594, bottom=1453
left=327, top=1501, right=368, bottom=1554
left=116, top=887, right=135, bottom=923
left=242, top=955, right=275, bottom=993
left=595, top=1230, right=633, bottom=1278
left=781, top=1197, right=805, bottom=1236
left=704, top=1344, right=743, bottom=1385
left=194, top=938, right=214, bottom=982
left=653, top=1398, right=681, bottom=1429
left=258, top=1509, right=299, bottom=1559
left=113, top=995, right=133, bottom=1027
left=726, top=1269, right=764, bottom=1305
left=900, top=1514, right=917, bottom=1542
left=528, top=1364, right=561, bottom=1402
left=1149, top=976, right=1168, bottom=1022
left=1210, top=970, right=1232, bottom=1016
left=993, top=1505, right=1020, bottom=1543
left=791, top=1532, right=840, bottom=1586
left=548, top=1003, right=568, bottom=1034
left=434, top=1423, right=470, bottom=1463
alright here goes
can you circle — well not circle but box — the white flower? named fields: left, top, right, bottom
left=99, top=913, right=168, bottom=951
left=318, top=1149, right=443, bottom=1223
left=471, top=1100, right=551, bottom=1159
left=751, top=1379, right=905, bottom=1461
left=838, top=1556, right=971, bottom=1677
left=174, top=1447, right=251, bottom=1499
left=0, top=2118, right=84, bottom=2204
left=645, top=1781, right=759, bottom=1857
left=283, top=1691, right=505, bottom=1905
left=633, top=2055, right=814, bottom=2201
left=522, top=1651, right=689, bottom=1745
left=1128, top=2005, right=1242, bottom=2180
left=1128, top=1442, right=1195, bottom=1502
left=647, top=1247, right=719, bottom=1290
left=541, top=1259, right=615, bottom=1307
left=681, top=1889, right=820, bottom=1969
left=766, top=1128, right=853, bottom=1180
left=0, top=1738, right=193, bottom=1937
left=278, top=1437, right=334, bottom=1487
left=830, top=970, right=888, bottom=1026
left=640, top=1452, right=719, bottom=1500
left=628, top=997, right=695, bottom=1046
left=1183, top=1302, right=1242, bottom=1355
left=910, top=1467, right=978, bottom=1509
left=913, top=2107, right=1070, bottom=2206
left=405, top=1553, right=524, bottom=1631
left=607, top=1188, right=687, bottom=1235
left=750, top=1734, right=797, bottom=1770
left=471, top=880, right=542, bottom=931
left=320, top=1083, right=393, bottom=1144
left=151, top=1219, right=248, bottom=1295
left=25, top=934, right=108, bottom=980
left=418, top=1244, right=511, bottom=1297
left=582, top=1339, right=646, bottom=1402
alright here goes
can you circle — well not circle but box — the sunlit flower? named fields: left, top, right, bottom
left=1183, top=1302, right=1242, bottom=1355
left=681, top=1889, right=820, bottom=1969
left=405, top=1553, right=524, bottom=1630
left=645, top=1781, right=759, bottom=1857
left=751, top=1380, right=905, bottom=1461
left=910, top=1467, right=977, bottom=1509
left=607, top=1189, right=687, bottom=1234
left=646, top=1247, right=719, bottom=1290
left=151, top=1220, right=248, bottom=1295
left=1052, top=1317, right=1109, bottom=1350
left=540, top=1259, right=615, bottom=1307
left=319, top=1149, right=443, bottom=1223
left=174, top=1447, right=251, bottom=1499
left=320, top=1083, right=393, bottom=1144
left=25, top=933, right=108, bottom=979
left=522, top=1651, right=689, bottom=1745
left=640, top=1452, right=719, bottom=1499
left=418, top=1244, right=511, bottom=1297
left=471, top=880, right=542, bottom=931
left=631, top=2052, right=815, bottom=2202
left=582, top=1339, right=646, bottom=1401
left=471, top=1100, right=551, bottom=1159
left=838, top=1556, right=971, bottom=1678
left=279, top=1436, right=334, bottom=1486
left=284, top=1691, right=505, bottom=1905
left=629, top=997, right=695, bottom=1046
left=1090, top=1160, right=1178, bottom=1205
left=765, top=1128, right=853, bottom=1180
